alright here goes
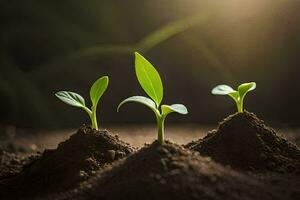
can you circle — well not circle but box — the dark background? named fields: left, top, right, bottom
left=1, top=0, right=300, bottom=129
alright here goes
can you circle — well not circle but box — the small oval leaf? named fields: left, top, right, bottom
left=90, top=76, right=109, bottom=107
left=212, top=85, right=236, bottom=95
left=238, top=82, right=256, bottom=98
left=117, top=96, right=157, bottom=113
left=162, top=104, right=188, bottom=116
left=55, top=91, right=86, bottom=108
left=135, top=52, right=163, bottom=106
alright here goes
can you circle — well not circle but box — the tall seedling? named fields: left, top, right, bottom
left=118, top=52, right=188, bottom=144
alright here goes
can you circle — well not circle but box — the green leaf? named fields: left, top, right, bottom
left=238, top=82, right=256, bottom=99
left=162, top=104, right=188, bottom=116
left=228, top=91, right=239, bottom=103
left=134, top=52, right=163, bottom=106
left=117, top=96, right=157, bottom=113
left=211, top=85, right=236, bottom=95
left=90, top=76, right=109, bottom=107
left=55, top=91, right=86, bottom=108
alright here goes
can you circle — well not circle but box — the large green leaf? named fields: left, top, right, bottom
left=162, top=104, right=188, bottom=116
left=211, top=85, right=236, bottom=95
left=238, top=82, right=256, bottom=99
left=117, top=96, right=157, bottom=113
left=55, top=91, right=86, bottom=108
left=134, top=52, right=163, bottom=106
left=90, top=76, right=109, bottom=107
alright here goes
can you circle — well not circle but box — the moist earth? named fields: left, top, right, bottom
left=0, top=150, right=39, bottom=180
left=186, top=111, right=300, bottom=173
left=52, top=141, right=275, bottom=200
left=1, top=121, right=300, bottom=200
left=0, top=125, right=135, bottom=199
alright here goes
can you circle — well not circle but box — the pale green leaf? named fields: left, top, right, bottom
left=228, top=91, right=239, bottom=103
left=135, top=52, right=163, bottom=106
left=238, top=82, right=256, bottom=99
left=55, top=91, right=86, bottom=108
left=162, top=104, right=188, bottom=116
left=90, top=76, right=109, bottom=107
left=117, top=96, right=157, bottom=113
left=212, top=85, right=236, bottom=95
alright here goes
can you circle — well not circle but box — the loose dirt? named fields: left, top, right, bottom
left=0, top=126, right=135, bottom=199
left=54, top=141, right=274, bottom=200
left=0, top=150, right=39, bottom=180
left=0, top=122, right=299, bottom=200
left=186, top=111, right=300, bottom=173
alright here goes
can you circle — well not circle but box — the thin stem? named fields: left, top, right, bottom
left=237, top=99, right=243, bottom=113
left=156, top=114, right=165, bottom=144
left=90, top=106, right=98, bottom=130
left=83, top=107, right=98, bottom=130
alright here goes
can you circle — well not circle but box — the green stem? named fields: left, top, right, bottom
left=83, top=107, right=98, bottom=130
left=237, top=100, right=243, bottom=113
left=90, top=106, right=98, bottom=130
left=156, top=115, right=165, bottom=144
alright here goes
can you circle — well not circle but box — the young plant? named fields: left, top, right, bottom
left=117, top=52, right=188, bottom=144
left=55, top=76, right=109, bottom=130
left=211, top=82, right=256, bottom=113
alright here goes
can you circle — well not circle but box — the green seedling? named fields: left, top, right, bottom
left=55, top=76, right=109, bottom=130
left=211, top=82, right=256, bottom=113
left=118, top=52, right=188, bottom=144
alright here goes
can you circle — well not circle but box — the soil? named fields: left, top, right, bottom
left=0, top=125, right=135, bottom=199
left=0, top=123, right=299, bottom=200
left=186, top=111, right=300, bottom=173
left=0, top=150, right=39, bottom=180
left=52, top=141, right=275, bottom=200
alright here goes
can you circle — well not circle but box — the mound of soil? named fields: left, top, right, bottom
left=186, top=111, right=300, bottom=173
left=57, top=141, right=273, bottom=200
left=0, top=126, right=135, bottom=199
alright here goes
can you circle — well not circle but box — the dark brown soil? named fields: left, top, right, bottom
left=53, top=141, right=274, bottom=200
left=257, top=174, right=300, bottom=200
left=0, top=126, right=135, bottom=199
left=0, top=150, right=39, bottom=180
left=186, top=111, right=300, bottom=172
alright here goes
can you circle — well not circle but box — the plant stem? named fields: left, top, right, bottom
left=83, top=107, right=98, bottom=130
left=91, top=110, right=98, bottom=130
left=82, top=107, right=98, bottom=130
left=157, top=115, right=165, bottom=144
left=90, top=105, right=99, bottom=130
left=237, top=100, right=243, bottom=113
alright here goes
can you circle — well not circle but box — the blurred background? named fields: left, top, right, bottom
left=1, top=0, right=300, bottom=130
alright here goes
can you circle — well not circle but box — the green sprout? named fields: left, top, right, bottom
left=118, top=52, right=188, bottom=144
left=211, top=82, right=256, bottom=113
left=55, top=76, right=109, bottom=130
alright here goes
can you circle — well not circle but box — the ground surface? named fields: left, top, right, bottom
left=0, top=124, right=299, bottom=200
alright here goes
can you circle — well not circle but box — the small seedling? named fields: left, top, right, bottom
left=118, top=52, right=188, bottom=144
left=55, top=76, right=109, bottom=130
left=211, top=82, right=256, bottom=113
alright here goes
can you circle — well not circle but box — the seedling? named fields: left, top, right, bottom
left=211, top=82, right=256, bottom=113
left=118, top=52, right=188, bottom=144
left=55, top=76, right=109, bottom=130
